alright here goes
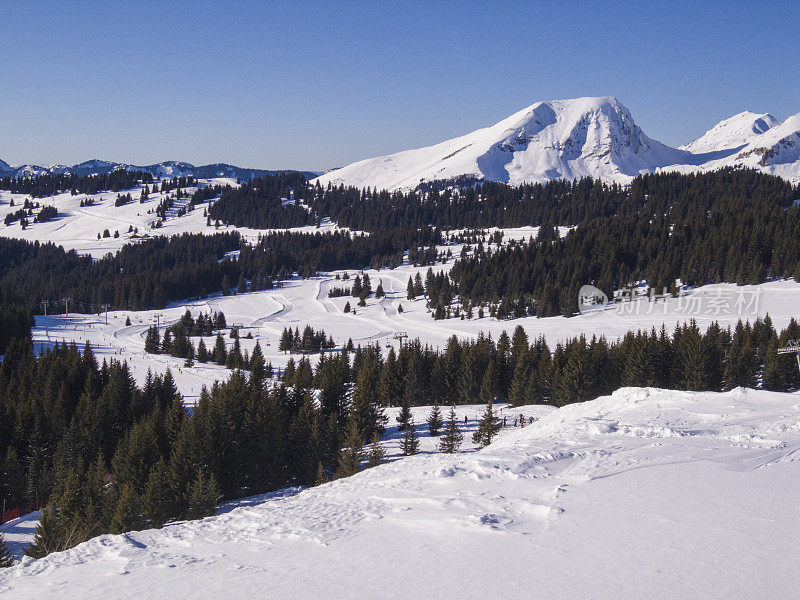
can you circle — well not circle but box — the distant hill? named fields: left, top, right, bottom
left=0, top=158, right=319, bottom=181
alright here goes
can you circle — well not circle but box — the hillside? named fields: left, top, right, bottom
left=2, top=387, right=798, bottom=599
left=314, top=97, right=800, bottom=190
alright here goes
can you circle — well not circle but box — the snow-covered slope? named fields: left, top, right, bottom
left=680, top=111, right=781, bottom=154
left=671, top=113, right=800, bottom=182
left=314, top=97, right=800, bottom=190
left=315, top=97, right=690, bottom=190
left=2, top=387, right=798, bottom=599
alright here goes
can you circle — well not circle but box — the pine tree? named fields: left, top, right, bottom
left=621, top=338, right=653, bottom=387
left=426, top=402, right=443, bottom=436
left=197, top=338, right=209, bottom=363
left=472, top=401, right=501, bottom=448
left=0, top=533, right=14, bottom=567
left=407, top=275, right=416, bottom=299
left=24, top=507, right=66, bottom=559
left=213, top=333, right=227, bottom=365
left=396, top=399, right=412, bottom=431
left=186, top=471, right=220, bottom=520
left=335, top=417, right=364, bottom=478
left=367, top=433, right=386, bottom=467
left=438, top=406, right=463, bottom=453
left=143, top=459, right=171, bottom=528
left=249, top=341, right=267, bottom=389
left=109, top=483, right=142, bottom=534
left=144, top=325, right=160, bottom=354
left=479, top=357, right=498, bottom=403
left=400, top=418, right=420, bottom=455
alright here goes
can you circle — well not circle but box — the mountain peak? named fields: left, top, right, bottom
left=681, top=111, right=781, bottom=153
left=315, top=96, right=686, bottom=190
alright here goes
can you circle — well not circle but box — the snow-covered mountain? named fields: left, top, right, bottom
left=669, top=112, right=800, bottom=182
left=679, top=111, right=781, bottom=154
left=314, top=97, right=800, bottom=190
left=0, top=158, right=318, bottom=180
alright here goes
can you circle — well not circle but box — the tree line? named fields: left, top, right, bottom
left=0, top=170, right=154, bottom=198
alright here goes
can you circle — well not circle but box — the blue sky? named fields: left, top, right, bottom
left=1, top=1, right=799, bottom=171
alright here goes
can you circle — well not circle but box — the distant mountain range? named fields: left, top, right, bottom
left=0, top=158, right=319, bottom=181
left=314, top=96, right=800, bottom=190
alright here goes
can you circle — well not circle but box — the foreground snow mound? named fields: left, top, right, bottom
left=2, top=387, right=799, bottom=599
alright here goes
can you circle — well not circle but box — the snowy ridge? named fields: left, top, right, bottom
left=679, top=111, right=781, bottom=153
left=2, top=387, right=798, bottom=599
left=315, top=97, right=800, bottom=190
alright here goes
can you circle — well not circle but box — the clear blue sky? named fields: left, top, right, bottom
left=2, top=1, right=799, bottom=171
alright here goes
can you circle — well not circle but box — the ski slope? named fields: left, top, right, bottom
left=30, top=267, right=800, bottom=402
left=2, top=386, right=798, bottom=599
left=0, top=179, right=354, bottom=258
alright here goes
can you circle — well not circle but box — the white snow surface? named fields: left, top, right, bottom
left=680, top=111, right=781, bottom=153
left=30, top=255, right=800, bottom=404
left=0, top=179, right=355, bottom=258
left=2, top=387, right=798, bottom=599
left=314, top=97, right=800, bottom=190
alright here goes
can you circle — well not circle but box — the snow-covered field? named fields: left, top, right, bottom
left=0, top=179, right=356, bottom=258
left=31, top=275, right=800, bottom=401
left=2, top=387, right=798, bottom=599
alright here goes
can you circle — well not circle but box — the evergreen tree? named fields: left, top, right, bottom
left=335, top=417, right=363, bottom=478
left=396, top=399, right=412, bottom=431
left=348, top=352, right=387, bottom=441
left=186, top=471, right=220, bottom=520
left=553, top=338, right=593, bottom=406
left=439, top=406, right=463, bottom=453
left=213, top=333, right=227, bottom=365
left=407, top=275, right=416, bottom=299
left=144, top=325, right=160, bottom=354
left=143, top=459, right=171, bottom=528
left=366, top=433, right=386, bottom=467
left=0, top=533, right=13, bottom=567
left=109, top=483, right=142, bottom=534
left=472, top=401, right=501, bottom=448
left=25, top=507, right=67, bottom=559
left=426, top=402, right=443, bottom=436
left=249, top=341, right=267, bottom=389
left=196, top=338, right=209, bottom=363
left=400, top=418, right=420, bottom=455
